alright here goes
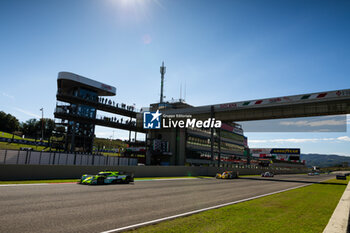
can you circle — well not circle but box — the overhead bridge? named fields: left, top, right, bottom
left=159, top=89, right=350, bottom=122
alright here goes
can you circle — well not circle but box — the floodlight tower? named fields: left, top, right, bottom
left=160, top=61, right=166, bottom=103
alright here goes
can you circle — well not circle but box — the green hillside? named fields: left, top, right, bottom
left=301, top=153, right=350, bottom=168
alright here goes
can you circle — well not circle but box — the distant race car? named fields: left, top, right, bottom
left=79, top=171, right=134, bottom=185
left=308, top=172, right=320, bottom=176
left=261, top=172, right=274, bottom=177
left=216, top=171, right=239, bottom=179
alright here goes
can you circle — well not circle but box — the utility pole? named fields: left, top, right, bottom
left=40, top=108, right=44, bottom=141
left=160, top=61, right=166, bottom=103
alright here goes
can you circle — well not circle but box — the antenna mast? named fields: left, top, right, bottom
left=160, top=61, right=166, bottom=103
left=184, top=81, right=186, bottom=102
left=180, top=83, right=182, bottom=102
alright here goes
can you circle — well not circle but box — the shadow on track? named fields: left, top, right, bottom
left=239, top=176, right=347, bottom=186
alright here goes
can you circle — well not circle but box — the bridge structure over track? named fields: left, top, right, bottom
left=156, top=88, right=350, bottom=122
left=140, top=88, right=350, bottom=166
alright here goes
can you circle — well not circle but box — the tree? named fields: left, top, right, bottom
left=43, top=118, right=55, bottom=139
left=20, top=119, right=39, bottom=139
left=19, top=118, right=55, bottom=140
left=0, top=110, right=56, bottom=140
left=0, top=111, right=20, bottom=133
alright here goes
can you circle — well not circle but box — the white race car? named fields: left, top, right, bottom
left=261, top=172, right=274, bottom=177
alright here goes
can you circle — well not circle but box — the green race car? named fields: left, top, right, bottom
left=79, top=171, right=134, bottom=185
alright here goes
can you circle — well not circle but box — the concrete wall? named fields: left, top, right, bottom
left=0, top=164, right=308, bottom=181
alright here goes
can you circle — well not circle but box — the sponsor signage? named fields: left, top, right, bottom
left=250, top=148, right=301, bottom=162
left=251, top=148, right=300, bottom=155
left=101, top=84, right=112, bottom=91
left=270, top=148, right=300, bottom=154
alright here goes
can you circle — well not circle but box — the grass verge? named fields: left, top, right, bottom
left=0, top=142, right=49, bottom=151
left=130, top=177, right=349, bottom=233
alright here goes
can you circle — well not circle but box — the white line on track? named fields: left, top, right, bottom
left=101, top=178, right=332, bottom=233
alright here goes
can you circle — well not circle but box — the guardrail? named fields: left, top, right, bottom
left=0, top=149, right=137, bottom=166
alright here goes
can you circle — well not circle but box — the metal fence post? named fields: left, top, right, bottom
left=16, top=150, right=20, bottom=164
left=24, top=150, right=29, bottom=164
left=28, top=151, right=32, bottom=164
left=73, top=152, right=76, bottom=165
left=65, top=153, right=68, bottom=165
left=57, top=152, right=61, bottom=165
left=39, top=151, right=42, bottom=165
left=52, top=152, right=56, bottom=165
left=3, top=150, right=7, bottom=164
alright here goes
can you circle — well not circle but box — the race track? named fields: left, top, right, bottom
left=0, top=174, right=333, bottom=233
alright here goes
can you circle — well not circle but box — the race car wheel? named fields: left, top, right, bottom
left=96, top=177, right=104, bottom=185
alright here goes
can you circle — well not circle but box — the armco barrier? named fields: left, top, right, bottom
left=0, top=164, right=308, bottom=181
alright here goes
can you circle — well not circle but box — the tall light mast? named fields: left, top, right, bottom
left=160, top=61, right=166, bottom=103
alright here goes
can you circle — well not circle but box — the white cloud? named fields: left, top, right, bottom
left=13, top=107, right=40, bottom=118
left=2, top=92, right=14, bottom=100
left=337, top=136, right=350, bottom=142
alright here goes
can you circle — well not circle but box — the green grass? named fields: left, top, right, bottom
left=0, top=141, right=49, bottom=151
left=100, top=152, right=122, bottom=157
left=130, top=177, right=349, bottom=233
left=0, top=131, right=48, bottom=142
left=0, top=130, right=52, bottom=151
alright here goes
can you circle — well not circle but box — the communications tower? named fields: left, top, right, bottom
left=160, top=61, right=166, bottom=103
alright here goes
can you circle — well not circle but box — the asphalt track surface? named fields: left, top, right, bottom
left=0, top=174, right=334, bottom=233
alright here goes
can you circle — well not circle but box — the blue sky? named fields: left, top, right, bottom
left=0, top=0, right=349, bottom=155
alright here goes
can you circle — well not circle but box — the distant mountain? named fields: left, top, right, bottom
left=301, top=153, right=350, bottom=168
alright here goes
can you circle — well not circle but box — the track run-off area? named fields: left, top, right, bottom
left=0, top=174, right=334, bottom=233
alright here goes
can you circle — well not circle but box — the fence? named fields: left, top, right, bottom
left=0, top=150, right=137, bottom=166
